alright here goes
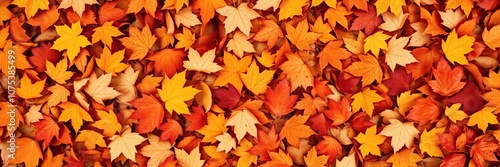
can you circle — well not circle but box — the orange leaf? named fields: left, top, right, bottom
left=280, top=115, right=315, bottom=147
left=265, top=79, right=299, bottom=117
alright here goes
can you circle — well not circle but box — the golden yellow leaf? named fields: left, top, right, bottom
left=11, top=0, right=49, bottom=18
left=109, top=128, right=146, bottom=162
left=278, top=0, right=308, bottom=20
left=232, top=138, right=257, bottom=167
left=419, top=127, right=445, bottom=157
left=374, top=0, right=405, bottom=16
left=17, top=74, right=45, bottom=99
left=355, top=125, right=386, bottom=157
left=364, top=31, right=390, bottom=56
left=445, top=103, right=468, bottom=123
left=197, top=112, right=228, bottom=143
left=467, top=107, right=499, bottom=133
left=256, top=50, right=275, bottom=68
left=345, top=54, right=383, bottom=87
left=75, top=130, right=106, bottom=149
left=96, top=47, right=129, bottom=75
left=58, top=102, right=93, bottom=132
left=174, top=27, right=195, bottom=51
left=45, top=59, right=73, bottom=84
left=387, top=148, right=422, bottom=167
left=51, top=21, right=91, bottom=62
left=397, top=91, right=422, bottom=116
left=92, top=21, right=123, bottom=47
left=47, top=84, right=71, bottom=107
left=445, top=0, right=473, bottom=16
left=441, top=29, right=474, bottom=65
left=213, top=51, right=252, bottom=93
left=304, top=146, right=329, bottom=167
left=324, top=3, right=351, bottom=29
left=126, top=0, right=157, bottom=16
left=93, top=109, right=122, bottom=137
left=240, top=61, right=275, bottom=95
left=157, top=70, right=200, bottom=114
left=351, top=88, right=384, bottom=117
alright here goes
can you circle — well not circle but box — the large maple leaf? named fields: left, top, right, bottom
left=264, top=79, right=299, bottom=117
left=345, top=54, right=383, bottom=87
left=285, top=20, right=321, bottom=51
left=351, top=5, right=381, bottom=35
left=51, top=21, right=90, bottom=62
left=216, top=3, right=260, bottom=36
left=351, top=88, right=384, bottom=117
left=406, top=97, right=440, bottom=125
left=109, top=128, right=146, bottom=162
left=119, top=25, right=157, bottom=60
left=427, top=58, right=466, bottom=96
left=355, top=125, right=386, bottom=157
left=380, top=119, right=420, bottom=152
left=280, top=53, right=314, bottom=91
left=318, top=40, right=352, bottom=71
left=441, top=29, right=474, bottom=65
left=58, top=102, right=93, bottom=132
left=279, top=115, right=315, bottom=147
left=225, top=109, right=260, bottom=142
left=129, top=95, right=164, bottom=133
left=157, top=70, right=200, bottom=115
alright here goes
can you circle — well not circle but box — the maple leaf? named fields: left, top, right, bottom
left=387, top=148, right=422, bottom=167
left=9, top=137, right=43, bottom=167
left=157, top=70, right=200, bottom=115
left=264, top=79, right=299, bottom=117
left=92, top=21, right=123, bottom=47
left=58, top=0, right=97, bottom=17
left=184, top=106, right=207, bottom=131
left=248, top=126, right=280, bottom=159
left=126, top=0, right=157, bottom=16
left=214, top=133, right=236, bottom=153
left=420, top=127, right=445, bottom=157
left=336, top=153, right=356, bottom=167
left=240, top=61, right=275, bottom=95
left=225, top=109, right=260, bottom=142
left=12, top=0, right=49, bottom=18
left=92, top=109, right=122, bottom=137
left=40, top=148, right=64, bottom=167
left=295, top=93, right=327, bottom=116
left=183, top=48, right=223, bottom=73
left=83, top=73, right=120, bottom=104
left=374, top=0, right=405, bottom=16
left=233, top=138, right=258, bottom=167
left=254, top=19, right=284, bottom=49
left=406, top=46, right=440, bottom=79
left=213, top=85, right=240, bottom=110
left=441, top=153, right=466, bottom=167
left=46, top=59, right=74, bottom=84
left=174, top=8, right=202, bottom=28
left=227, top=31, right=255, bottom=58
left=51, top=21, right=91, bottom=62
left=162, top=0, right=189, bottom=12
left=98, top=1, right=125, bottom=24
left=119, top=25, right=157, bottom=60
left=344, top=0, right=368, bottom=11
left=285, top=19, right=321, bottom=51
left=447, top=81, right=484, bottom=114
left=16, top=74, right=44, bottom=99
left=355, top=125, right=386, bottom=157
left=280, top=115, right=315, bottom=147
left=442, top=29, right=474, bottom=65
left=381, top=67, right=412, bottom=97
left=351, top=5, right=382, bottom=35
left=428, top=58, right=466, bottom=96
left=467, top=107, right=499, bottom=133
left=75, top=130, right=106, bottom=149
left=484, top=70, right=500, bottom=89
left=96, top=47, right=128, bottom=75
left=109, top=128, right=146, bottom=162
left=317, top=136, right=342, bottom=163
left=318, top=40, right=352, bottom=71
left=409, top=22, right=431, bottom=47
left=175, top=146, right=205, bottom=167
left=406, top=97, right=440, bottom=125
left=364, top=31, right=390, bottom=56
left=345, top=54, right=383, bottom=87
left=379, top=11, right=409, bottom=32
left=216, top=3, right=260, bottom=36
left=483, top=25, right=500, bottom=49
left=324, top=3, right=351, bottom=29
left=28, top=43, right=59, bottom=72
left=351, top=88, right=384, bottom=117
left=304, top=146, right=329, bottom=167
left=253, top=0, right=281, bottom=11
left=261, top=150, right=293, bottom=167
left=32, top=115, right=60, bottom=149
left=204, top=146, right=228, bottom=166
left=311, top=16, right=336, bottom=43
left=197, top=112, right=228, bottom=143
left=192, top=0, right=225, bottom=29
left=380, top=119, right=420, bottom=152
left=159, top=119, right=183, bottom=144
left=213, top=52, right=252, bottom=93
left=27, top=5, right=59, bottom=32
left=280, top=53, right=314, bottom=90
left=110, top=66, right=139, bottom=104
left=420, top=8, right=447, bottom=36
left=446, top=0, right=473, bottom=16
left=445, top=104, right=468, bottom=123
left=439, top=9, right=465, bottom=29
left=140, top=134, right=174, bottom=167
left=58, top=102, right=93, bottom=132
left=278, top=0, right=308, bottom=20
left=174, top=28, right=195, bottom=51
left=129, top=95, right=165, bottom=133
left=147, top=48, right=186, bottom=78
left=385, top=36, right=417, bottom=71
left=470, top=135, right=499, bottom=166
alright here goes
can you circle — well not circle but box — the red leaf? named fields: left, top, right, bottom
left=350, top=5, right=381, bottom=35
left=438, top=134, right=456, bottom=152
left=98, top=1, right=126, bottom=24
left=406, top=45, right=441, bottom=79
left=336, top=72, right=361, bottom=94
left=147, top=48, right=187, bottom=78
left=264, top=79, right=299, bottom=117
left=249, top=126, right=280, bottom=161
left=406, top=97, right=440, bottom=125
left=441, top=153, right=466, bottom=167
left=33, top=115, right=60, bottom=149
left=324, top=97, right=352, bottom=126
left=29, top=43, right=60, bottom=72
left=311, top=78, right=333, bottom=99
left=129, top=95, right=165, bottom=133
left=446, top=81, right=484, bottom=114
left=427, top=58, right=466, bottom=96
left=381, top=66, right=412, bottom=96
left=309, top=113, right=333, bottom=136
left=213, top=84, right=240, bottom=110
left=184, top=106, right=207, bottom=131
left=470, top=135, right=499, bottom=166
left=350, top=112, right=374, bottom=133
left=316, top=136, right=342, bottom=164
left=159, top=119, right=183, bottom=143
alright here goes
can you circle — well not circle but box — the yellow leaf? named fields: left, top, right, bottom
left=280, top=53, right=314, bottom=91
left=58, top=102, right=93, bottom=132
left=385, top=36, right=418, bottom=71
left=11, top=0, right=49, bottom=18
left=483, top=25, right=500, bottom=49
left=0, top=41, right=33, bottom=76
left=439, top=9, right=465, bottom=29
left=285, top=19, right=321, bottom=51
left=256, top=50, right=275, bottom=68
left=58, top=0, right=97, bottom=17
left=96, top=47, right=129, bottom=75
left=419, top=127, right=445, bottom=157
left=183, top=48, right=223, bottom=74
left=351, top=88, right=384, bottom=117
left=467, top=107, right=499, bottom=133
left=483, top=88, right=500, bottom=109
left=51, top=21, right=91, bottom=62
left=240, top=61, right=275, bottom=95
left=253, top=0, right=281, bottom=11
left=312, top=0, right=336, bottom=7
left=278, top=0, right=308, bottom=20
left=344, top=31, right=365, bottom=54
left=197, top=112, right=228, bottom=143
left=379, top=11, right=409, bottom=32
left=194, top=81, right=212, bottom=111
left=387, top=148, right=422, bottom=167
left=345, top=54, right=383, bottom=87
left=484, top=70, right=500, bottom=89
left=294, top=93, right=328, bottom=116
left=9, top=137, right=43, bottom=167
left=374, top=0, right=405, bottom=16
left=213, top=51, right=252, bottom=93
left=157, top=70, right=200, bottom=115
left=140, top=134, right=174, bottom=167
left=261, top=150, right=293, bottom=166
left=109, top=128, right=146, bottom=162
left=175, top=146, right=205, bottom=167
left=216, top=3, right=260, bottom=36
left=304, top=146, right=329, bottom=167
left=310, top=16, right=336, bottom=43
left=380, top=119, right=420, bottom=152
left=162, top=0, right=189, bottom=12
left=92, top=21, right=123, bottom=47
left=397, top=91, right=422, bottom=116
left=324, top=3, right=351, bottom=29
left=93, top=109, right=122, bottom=137
left=47, top=84, right=71, bottom=107
left=83, top=73, right=121, bottom=105
left=280, top=115, right=315, bottom=147
left=75, top=130, right=106, bottom=149
left=154, top=26, right=175, bottom=48
left=214, top=133, right=236, bottom=153
left=355, top=125, right=386, bottom=157
left=336, top=153, right=356, bottom=167
left=442, top=29, right=474, bottom=65
left=17, top=74, right=45, bottom=99
left=46, top=59, right=73, bottom=84
left=40, top=147, right=63, bottom=167
left=174, top=27, right=195, bottom=51
left=126, top=0, right=157, bottom=16
left=174, top=8, right=202, bottom=28
left=203, top=146, right=228, bottom=166
left=232, top=138, right=257, bottom=167
left=446, top=0, right=473, bottom=16
left=225, top=109, right=260, bottom=142
left=445, top=103, right=468, bottom=123
left=227, top=31, right=255, bottom=58
left=364, top=31, right=391, bottom=56
left=119, top=25, right=157, bottom=60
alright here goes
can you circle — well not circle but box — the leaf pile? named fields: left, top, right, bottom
left=2, top=0, right=500, bottom=166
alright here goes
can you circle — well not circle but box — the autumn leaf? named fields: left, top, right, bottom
left=157, top=70, right=200, bottom=115
left=119, top=25, right=157, bottom=60
left=304, top=146, right=329, bottom=167
left=380, top=119, right=420, bottom=152
left=51, top=21, right=91, bottom=62
left=192, top=0, right=225, bottom=29
left=45, top=59, right=73, bottom=84
left=183, top=48, right=223, bottom=74
left=240, top=61, right=275, bottom=95
left=374, top=0, right=405, bottom=16
left=441, top=29, right=474, bottom=65
left=253, top=19, right=284, bottom=48
left=147, top=48, right=186, bottom=78
left=159, top=119, right=183, bottom=145
left=17, top=74, right=45, bottom=99
left=406, top=97, right=440, bottom=125
left=280, top=115, right=315, bottom=147
left=233, top=138, right=258, bottom=167
left=445, top=103, right=468, bottom=123
left=280, top=53, right=314, bottom=91
left=318, top=40, right=352, bottom=71
left=278, top=0, right=308, bottom=20
left=96, top=47, right=128, bottom=75
left=285, top=19, right=321, bottom=51
left=386, top=148, right=422, bottom=167
left=33, top=115, right=60, bottom=149
left=261, top=150, right=293, bottom=166
left=324, top=3, right=351, bottom=29
left=197, top=112, right=228, bottom=143
left=92, top=21, right=123, bottom=47
left=351, top=5, right=381, bottom=35
left=355, top=125, right=386, bottom=157
left=317, top=136, right=342, bottom=163
left=214, top=133, right=236, bottom=153
left=216, top=3, right=260, bottom=36
left=174, top=8, right=201, bottom=28
left=420, top=127, right=445, bottom=157
left=109, top=128, right=146, bottom=162
left=351, top=88, right=384, bottom=117
left=175, top=146, right=205, bottom=167
left=58, top=102, right=93, bottom=132
left=264, top=79, right=299, bottom=117
left=364, top=31, right=390, bottom=56
left=58, top=0, right=98, bottom=17
left=470, top=135, right=499, bottom=166
left=75, top=130, right=106, bottom=149
left=225, top=109, right=260, bottom=142
left=467, top=107, right=499, bottom=133
left=83, top=73, right=121, bottom=105
left=11, top=0, right=49, bottom=18
left=9, top=137, right=43, bottom=167
left=336, top=153, right=356, bottom=167
left=483, top=25, right=500, bottom=49
left=140, top=134, right=174, bottom=167
left=227, top=31, right=255, bottom=58
left=345, top=54, right=383, bottom=87
left=174, top=27, right=195, bottom=51
left=385, top=36, right=417, bottom=71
